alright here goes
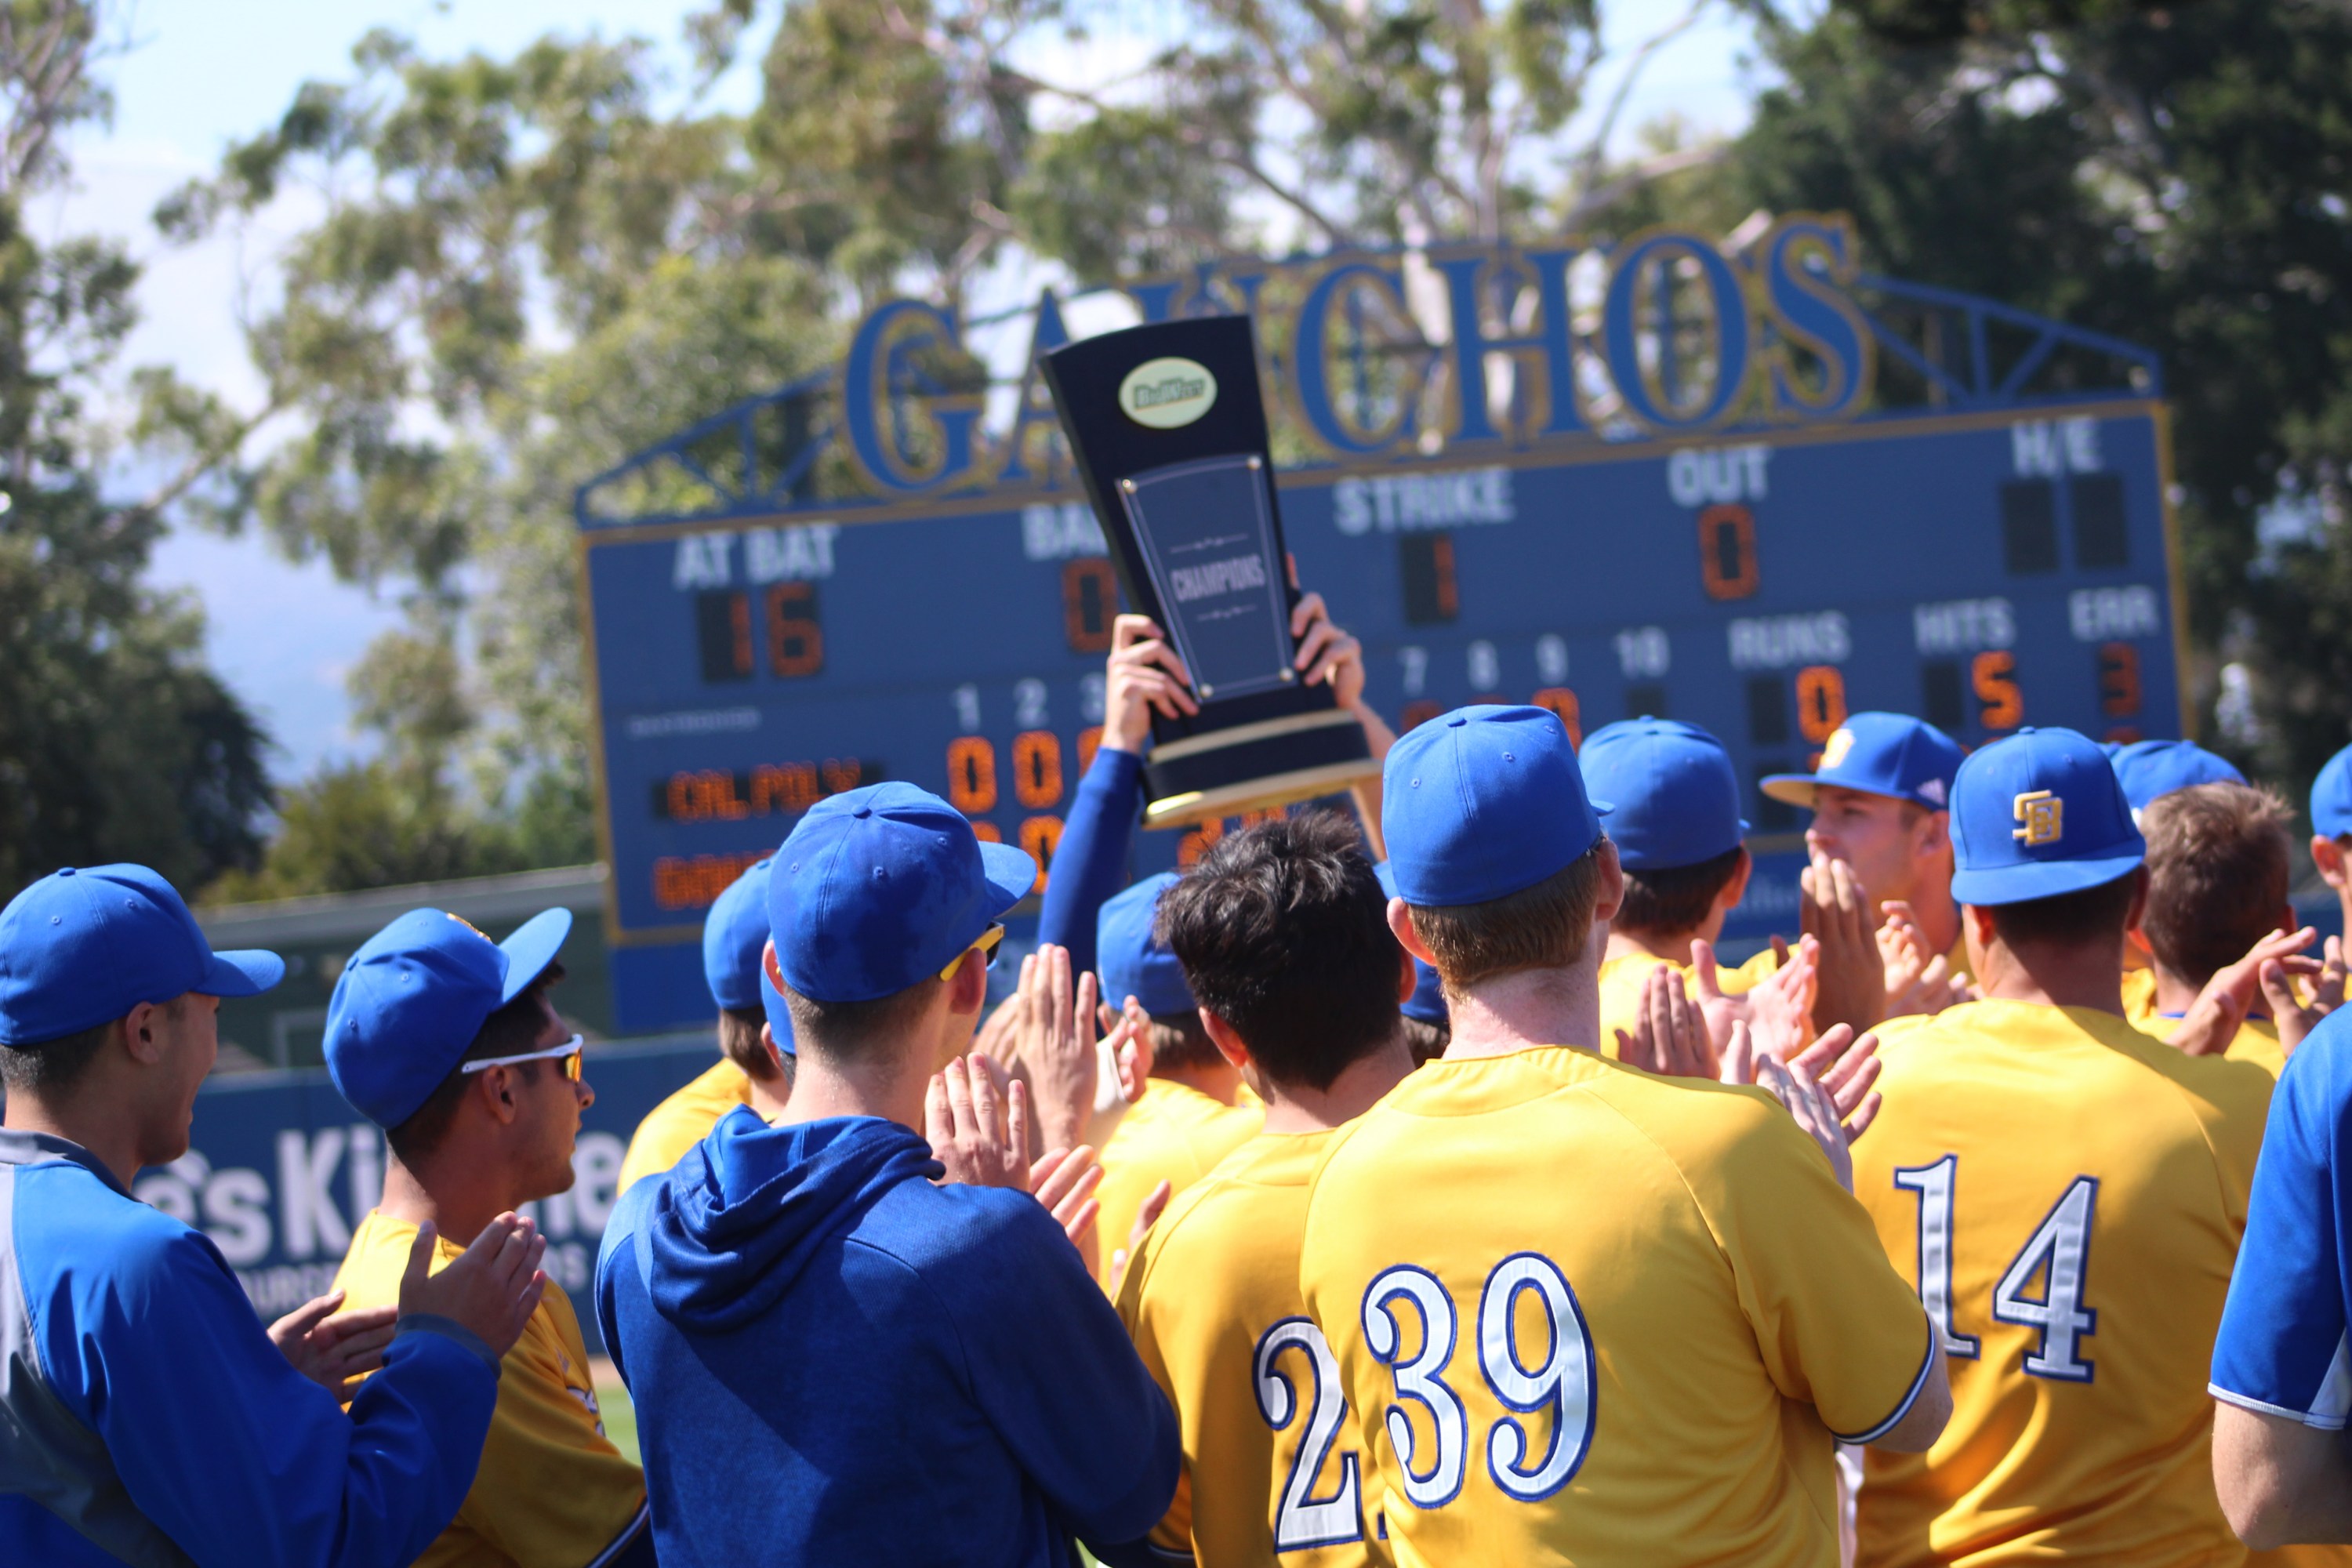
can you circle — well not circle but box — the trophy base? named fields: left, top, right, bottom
left=1142, top=710, right=1381, bottom=829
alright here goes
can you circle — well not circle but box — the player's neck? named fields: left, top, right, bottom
left=1254, top=1034, right=1417, bottom=1134
left=1604, top=924, right=1708, bottom=966
left=2, top=1088, right=143, bottom=1191
left=2151, top=963, right=2267, bottom=1022
left=376, top=1149, right=523, bottom=1249
left=1975, top=938, right=2127, bottom=1015
left=1154, top=1056, right=1243, bottom=1106
left=771, top=1044, right=930, bottom=1134
left=1442, top=960, right=1602, bottom=1061
left=1905, top=884, right=1963, bottom=959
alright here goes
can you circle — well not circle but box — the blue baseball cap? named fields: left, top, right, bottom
left=703, top=857, right=775, bottom=1011
left=1949, top=728, right=2146, bottom=907
left=2317, top=745, right=2352, bottom=840
left=0, top=865, right=285, bottom=1047
left=1098, top=873, right=1195, bottom=1017
left=2109, top=739, right=2245, bottom=818
left=1578, top=717, right=1748, bottom=871
left=768, top=782, right=1036, bottom=1004
left=1383, top=705, right=1610, bottom=907
left=1761, top=712, right=1965, bottom=813
left=325, top=906, right=573, bottom=1128
left=1374, top=862, right=1448, bottom=1025
left=757, top=942, right=797, bottom=1058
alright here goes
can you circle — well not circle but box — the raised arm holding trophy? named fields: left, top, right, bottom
left=1041, top=315, right=1381, bottom=827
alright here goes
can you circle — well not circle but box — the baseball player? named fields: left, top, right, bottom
left=1089, top=872, right=1261, bottom=1283
left=2212, top=1006, right=2352, bottom=1555
left=1579, top=717, right=1801, bottom=1057
left=1764, top=712, right=1972, bottom=1019
left=2130, top=782, right=2323, bottom=1077
left=325, top=906, right=653, bottom=1568
left=0, top=865, right=545, bottom=1568
left=2305, top=745, right=2352, bottom=958
left=595, top=782, right=1177, bottom=1566
left=1846, top=728, right=2275, bottom=1565
left=1116, top=813, right=1417, bottom=1566
left=1298, top=705, right=1948, bottom=1564
left=617, top=856, right=793, bottom=1194
left=2109, top=740, right=2251, bottom=1029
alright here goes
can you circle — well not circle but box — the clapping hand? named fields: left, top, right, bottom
left=1721, top=1021, right=1883, bottom=1192
left=2259, top=935, right=2348, bottom=1057
left=1030, top=1145, right=1105, bottom=1269
left=1615, top=964, right=1717, bottom=1080
left=1802, top=853, right=1888, bottom=1036
left=269, top=1289, right=398, bottom=1400
left=1011, top=945, right=1102, bottom=1156
left=2170, top=926, right=2321, bottom=1057
left=927, top=1052, right=1033, bottom=1189
left=1690, top=937, right=1818, bottom=1063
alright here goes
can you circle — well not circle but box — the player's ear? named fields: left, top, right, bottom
left=1918, top=808, right=1952, bottom=856
left=2123, top=866, right=2152, bottom=937
left=1197, top=1007, right=1251, bottom=1073
left=1388, top=898, right=1438, bottom=965
left=1717, top=846, right=1754, bottom=913
left=1397, top=949, right=1418, bottom=1006
left=2313, top=835, right=2347, bottom=888
left=1590, top=837, right=1625, bottom=926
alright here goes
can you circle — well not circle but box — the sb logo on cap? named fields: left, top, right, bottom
left=1821, top=728, right=1856, bottom=768
left=2013, top=789, right=2064, bottom=847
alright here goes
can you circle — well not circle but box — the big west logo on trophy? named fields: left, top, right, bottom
left=1043, top=317, right=1381, bottom=826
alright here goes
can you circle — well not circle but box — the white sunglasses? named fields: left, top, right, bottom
left=459, top=1033, right=584, bottom=1081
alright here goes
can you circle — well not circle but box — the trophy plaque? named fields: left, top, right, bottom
left=1041, top=315, right=1379, bottom=828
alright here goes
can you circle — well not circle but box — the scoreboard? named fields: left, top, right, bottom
left=577, top=223, right=2182, bottom=1033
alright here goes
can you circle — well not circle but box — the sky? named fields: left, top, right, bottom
left=52, top=0, right=1764, bottom=784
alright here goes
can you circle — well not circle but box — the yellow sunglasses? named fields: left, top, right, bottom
left=938, top=923, right=1007, bottom=983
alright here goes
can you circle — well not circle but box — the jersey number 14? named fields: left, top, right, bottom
left=1896, top=1155, right=2100, bottom=1381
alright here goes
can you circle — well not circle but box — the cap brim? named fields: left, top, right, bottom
left=977, top=842, right=1040, bottom=916
left=1759, top=775, right=1818, bottom=809
left=1589, top=797, right=1614, bottom=818
left=1951, top=850, right=2145, bottom=908
left=199, top=948, right=285, bottom=997
left=497, top=908, right=574, bottom=1003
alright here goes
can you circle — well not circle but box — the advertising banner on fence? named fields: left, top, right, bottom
left=139, top=1040, right=713, bottom=1355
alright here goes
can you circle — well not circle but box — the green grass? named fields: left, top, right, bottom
left=590, top=1358, right=639, bottom=1465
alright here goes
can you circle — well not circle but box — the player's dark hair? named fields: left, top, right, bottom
left=1145, top=1012, right=1221, bottom=1074
left=1406, top=843, right=1610, bottom=993
left=1984, top=869, right=2144, bottom=952
left=0, top=1016, right=122, bottom=1097
left=781, top=976, right=942, bottom=1066
left=2140, top=783, right=2294, bottom=985
left=1613, top=845, right=1748, bottom=938
left=1156, top=811, right=1401, bottom=1093
left=1400, top=1015, right=1449, bottom=1067
left=717, top=1004, right=791, bottom=1087
left=387, top=962, right=566, bottom=1164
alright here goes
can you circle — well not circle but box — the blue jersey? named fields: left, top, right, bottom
left=2212, top=1008, right=2352, bottom=1428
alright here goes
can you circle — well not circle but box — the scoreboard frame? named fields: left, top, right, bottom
left=574, top=215, right=2183, bottom=1030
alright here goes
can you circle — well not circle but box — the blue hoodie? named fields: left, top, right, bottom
left=596, top=1108, right=1178, bottom=1567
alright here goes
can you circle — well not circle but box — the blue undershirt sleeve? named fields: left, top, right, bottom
left=1036, top=746, right=1145, bottom=977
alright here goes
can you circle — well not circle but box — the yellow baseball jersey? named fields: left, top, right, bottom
left=1298, top=1046, right=1934, bottom=1566
left=333, top=1212, right=648, bottom=1568
left=1094, top=1077, right=1261, bottom=1285
left=1848, top=1000, right=2272, bottom=1567
left=1596, top=946, right=1778, bottom=1059
left=1118, top=1129, right=1371, bottom=1567
left=616, top=1057, right=753, bottom=1194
